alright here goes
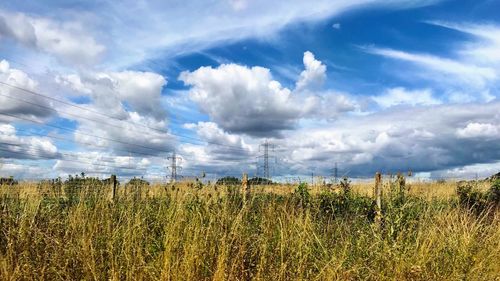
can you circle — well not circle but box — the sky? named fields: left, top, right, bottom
left=0, top=0, right=499, bottom=181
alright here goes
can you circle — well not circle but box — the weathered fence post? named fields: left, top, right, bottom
left=374, top=172, right=382, bottom=225
left=111, top=174, right=117, bottom=201
left=397, top=172, right=406, bottom=196
left=242, top=173, right=249, bottom=204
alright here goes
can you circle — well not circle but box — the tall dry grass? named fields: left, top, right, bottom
left=0, top=181, right=499, bottom=280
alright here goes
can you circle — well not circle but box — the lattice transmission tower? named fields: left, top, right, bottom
left=167, top=150, right=182, bottom=183
left=258, top=140, right=276, bottom=180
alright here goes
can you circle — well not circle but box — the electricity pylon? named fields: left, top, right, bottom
left=167, top=150, right=182, bottom=183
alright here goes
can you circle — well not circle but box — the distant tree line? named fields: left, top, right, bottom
left=216, top=176, right=274, bottom=185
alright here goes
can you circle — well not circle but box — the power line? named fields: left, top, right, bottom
left=0, top=147, right=146, bottom=172
left=0, top=92, right=173, bottom=138
left=0, top=141, right=147, bottom=169
left=1, top=58, right=201, bottom=125
left=12, top=127, right=256, bottom=165
left=0, top=92, right=248, bottom=152
left=0, top=140, right=150, bottom=168
left=0, top=112, right=177, bottom=154
left=0, top=81, right=253, bottom=152
left=0, top=160, right=141, bottom=178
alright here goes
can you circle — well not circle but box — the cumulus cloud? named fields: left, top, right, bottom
left=53, top=151, right=153, bottom=177
left=0, top=59, right=53, bottom=119
left=183, top=121, right=254, bottom=156
left=373, top=87, right=441, bottom=108
left=296, top=51, right=327, bottom=91
left=180, top=64, right=309, bottom=136
left=180, top=52, right=356, bottom=136
left=430, top=161, right=500, bottom=179
left=177, top=101, right=500, bottom=178
left=456, top=123, right=499, bottom=139
left=56, top=70, right=167, bottom=120
left=52, top=70, right=176, bottom=160
left=268, top=101, right=500, bottom=177
left=0, top=124, right=59, bottom=160
left=0, top=162, right=49, bottom=179
left=0, top=10, right=105, bottom=65
left=70, top=110, right=176, bottom=157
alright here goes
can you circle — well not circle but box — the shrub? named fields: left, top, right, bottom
left=125, top=177, right=150, bottom=187
left=456, top=181, right=488, bottom=212
left=0, top=176, right=18, bottom=186
left=293, top=182, right=310, bottom=207
left=339, top=176, right=351, bottom=194
left=216, top=176, right=241, bottom=185
left=248, top=177, right=273, bottom=185
left=316, top=189, right=372, bottom=220
left=489, top=179, right=500, bottom=205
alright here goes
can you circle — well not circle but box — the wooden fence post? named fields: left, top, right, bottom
left=242, top=173, right=249, bottom=204
left=111, top=174, right=117, bottom=201
left=374, top=172, right=382, bottom=225
left=397, top=172, right=406, bottom=196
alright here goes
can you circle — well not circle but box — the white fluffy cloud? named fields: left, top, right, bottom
left=56, top=70, right=167, bottom=120
left=184, top=122, right=252, bottom=152
left=0, top=124, right=58, bottom=159
left=67, top=109, right=176, bottom=158
left=456, top=123, right=499, bottom=139
left=174, top=92, right=500, bottom=178
left=0, top=10, right=105, bottom=64
left=52, top=70, right=175, bottom=159
left=180, top=51, right=355, bottom=136
left=0, top=59, right=53, bottom=119
left=53, top=151, right=153, bottom=178
left=0, top=162, right=49, bottom=179
left=276, top=101, right=500, bottom=176
left=180, top=63, right=309, bottom=136
left=430, top=161, right=500, bottom=179
left=296, top=51, right=327, bottom=91
left=180, top=121, right=256, bottom=174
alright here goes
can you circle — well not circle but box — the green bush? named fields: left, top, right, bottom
left=456, top=182, right=488, bottom=213
left=293, top=182, right=310, bottom=207
left=216, top=176, right=241, bottom=185
left=489, top=179, right=500, bottom=205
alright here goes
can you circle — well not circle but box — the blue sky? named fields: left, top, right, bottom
left=0, top=0, right=499, bottom=181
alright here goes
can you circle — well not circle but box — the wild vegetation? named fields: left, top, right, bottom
left=0, top=176, right=499, bottom=280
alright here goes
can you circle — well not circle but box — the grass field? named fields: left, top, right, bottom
left=0, top=179, right=499, bottom=280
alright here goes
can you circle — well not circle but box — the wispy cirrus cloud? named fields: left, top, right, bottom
left=426, top=21, right=500, bottom=64
left=363, top=47, right=497, bottom=89
left=0, top=0, right=441, bottom=69
left=363, top=21, right=500, bottom=101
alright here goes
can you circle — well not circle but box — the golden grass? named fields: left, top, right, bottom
left=0, top=180, right=499, bottom=280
